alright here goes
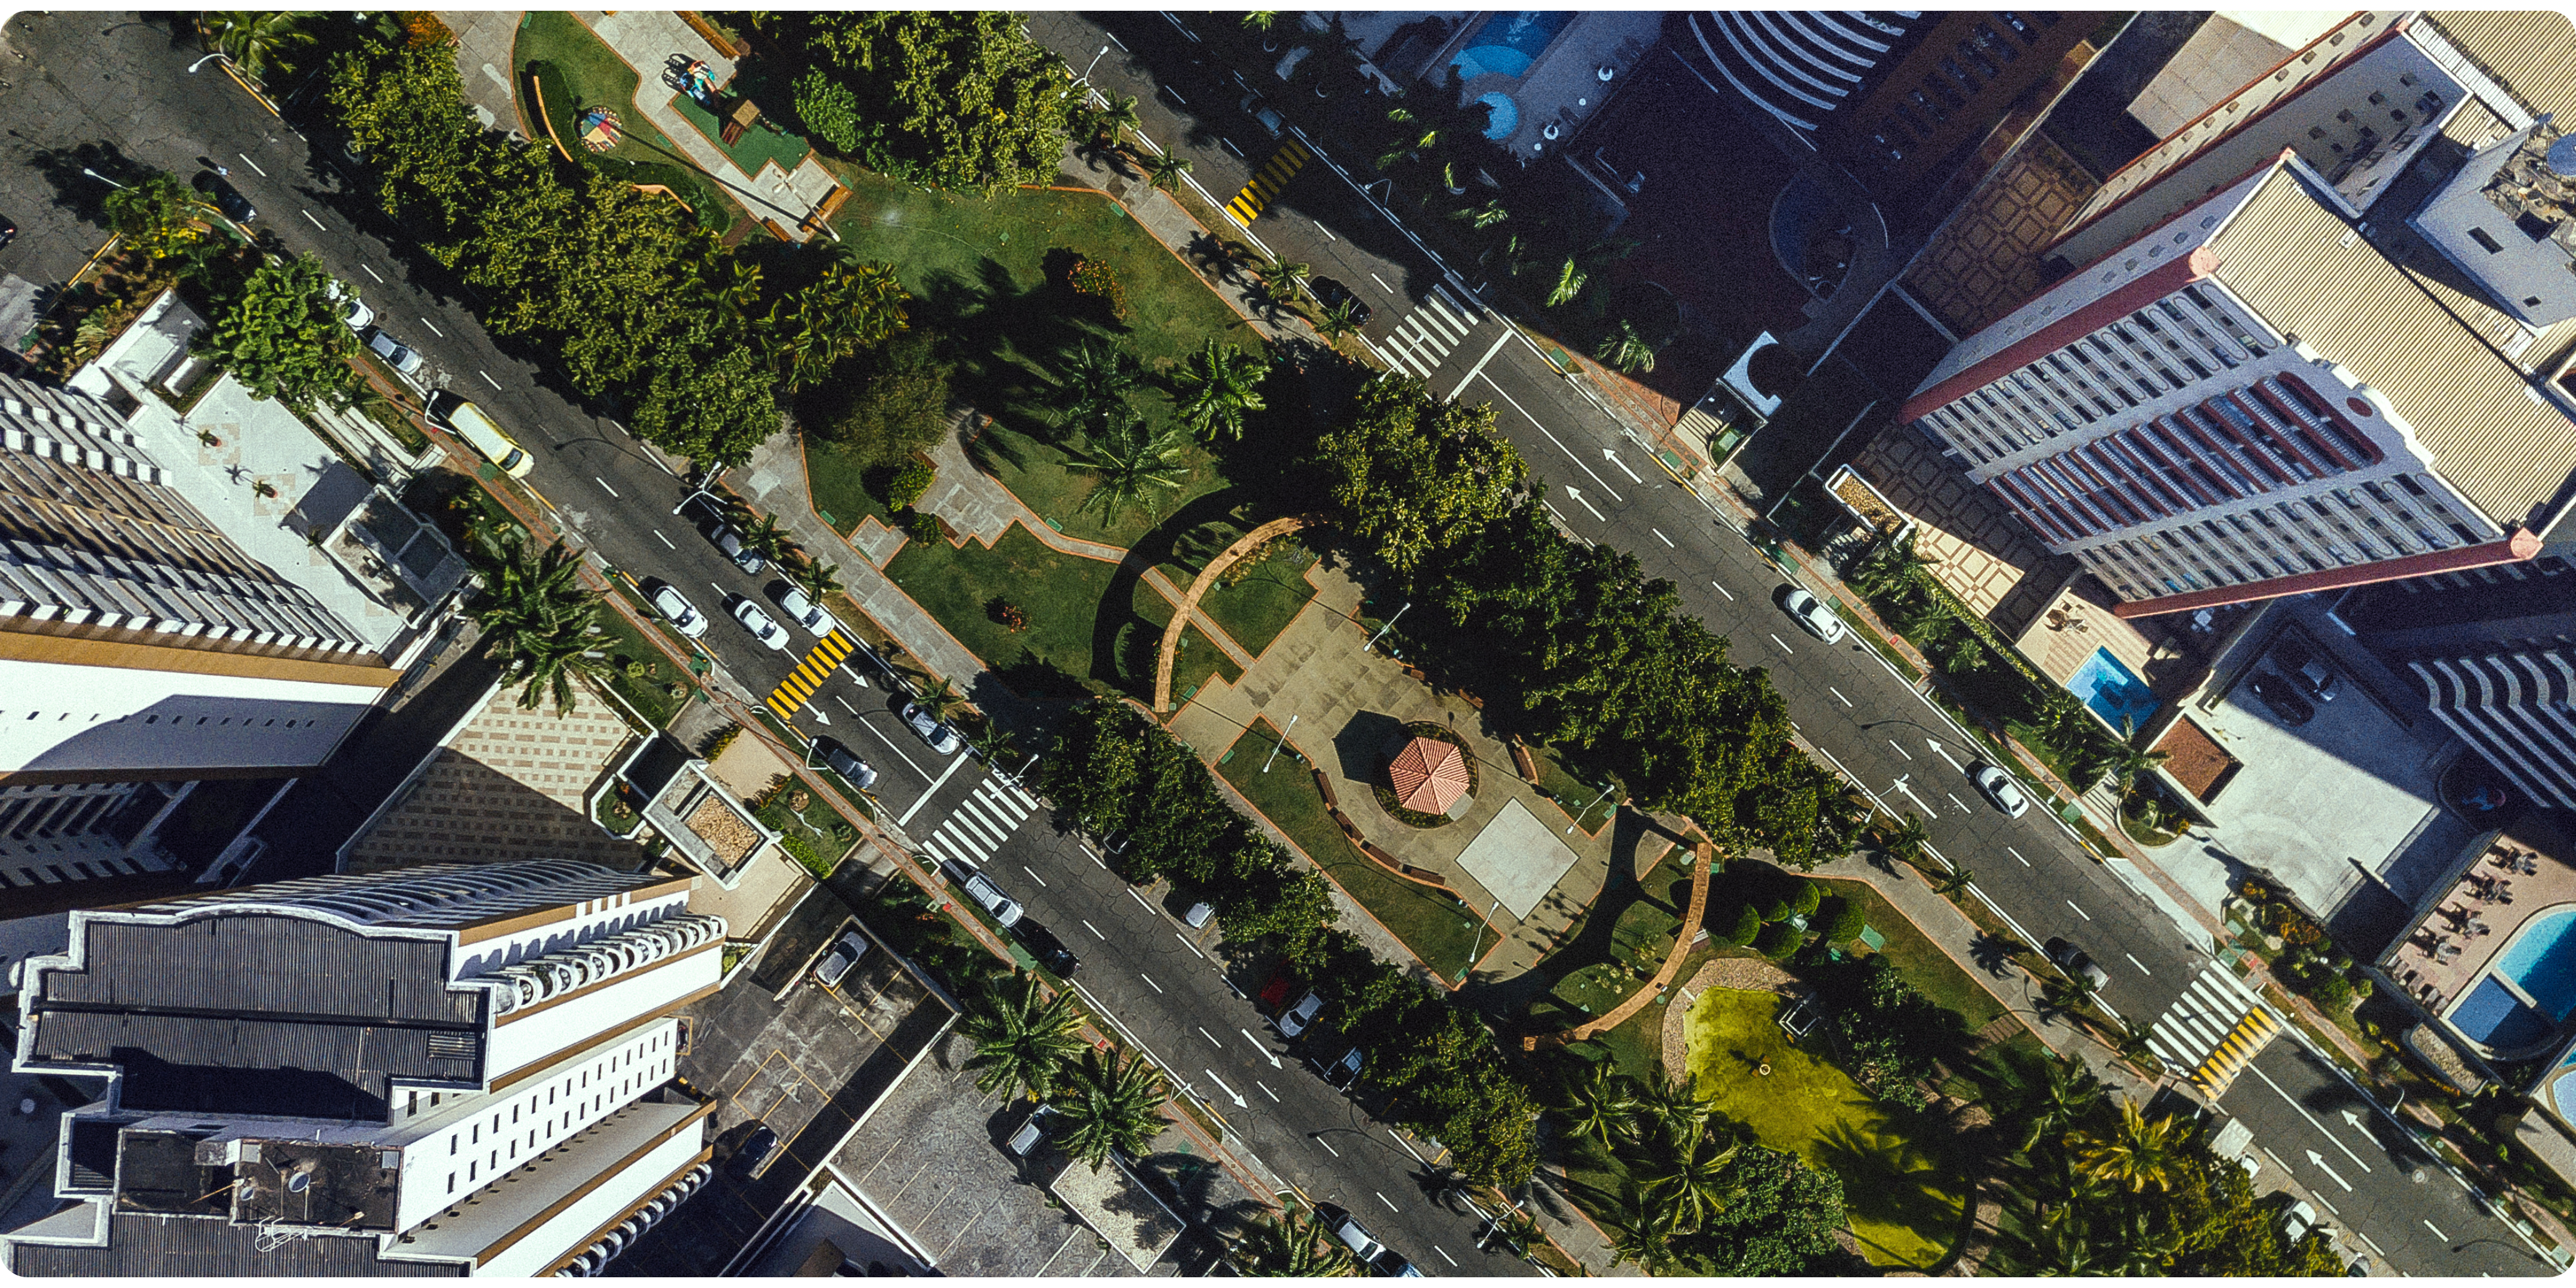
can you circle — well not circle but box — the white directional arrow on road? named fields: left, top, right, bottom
left=1890, top=775, right=1937, bottom=817
left=2341, top=1108, right=2368, bottom=1135
left=1240, top=1028, right=1282, bottom=1069
left=2306, top=1150, right=2354, bottom=1193
left=1563, top=487, right=1607, bottom=522
left=809, top=707, right=831, bottom=726
left=1205, top=1069, right=1248, bottom=1109
left=1602, top=448, right=1643, bottom=484
left=1925, top=739, right=1965, bottom=774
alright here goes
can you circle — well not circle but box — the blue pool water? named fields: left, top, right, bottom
left=2451, top=975, right=2553, bottom=1048
left=1450, top=11, right=1573, bottom=82
left=2067, top=646, right=2160, bottom=736
left=1476, top=92, right=1520, bottom=140
left=2497, top=906, right=2576, bottom=1020
left=2554, top=1063, right=2576, bottom=1118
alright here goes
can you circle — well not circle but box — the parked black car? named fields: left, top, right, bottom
left=726, top=1123, right=778, bottom=1180
left=1010, top=919, right=1079, bottom=977
left=191, top=171, right=255, bottom=222
left=2246, top=669, right=2315, bottom=726
left=2271, top=637, right=2337, bottom=702
left=1308, top=275, right=1372, bottom=326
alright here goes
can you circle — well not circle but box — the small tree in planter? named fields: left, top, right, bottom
left=881, top=458, right=936, bottom=510
left=1065, top=255, right=1128, bottom=321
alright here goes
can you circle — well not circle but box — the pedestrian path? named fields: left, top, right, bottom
left=1224, top=139, right=1311, bottom=224
left=1371, top=284, right=1485, bottom=380
left=2146, top=960, right=2282, bottom=1099
left=917, top=775, right=1041, bottom=875
left=764, top=628, right=859, bottom=721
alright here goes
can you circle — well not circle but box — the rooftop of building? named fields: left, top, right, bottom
left=386, top=1097, right=708, bottom=1271
left=2478, top=118, right=2576, bottom=258
left=2205, top=159, right=2576, bottom=532
left=6, top=1204, right=455, bottom=1277
left=2382, top=813, right=2576, bottom=1057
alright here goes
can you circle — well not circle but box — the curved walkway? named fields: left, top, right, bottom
left=1152, top=513, right=1324, bottom=712
left=1528, top=839, right=1718, bottom=1050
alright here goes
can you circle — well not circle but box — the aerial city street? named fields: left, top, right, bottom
left=0, top=7, right=2567, bottom=1278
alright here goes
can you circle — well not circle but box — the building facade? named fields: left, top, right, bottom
left=1, top=860, right=723, bottom=1277
left=0, top=366, right=394, bottom=896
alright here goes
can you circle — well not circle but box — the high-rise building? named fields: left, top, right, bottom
left=1896, top=76, right=2576, bottom=618
left=2, top=860, right=724, bottom=1277
left=0, top=366, right=392, bottom=896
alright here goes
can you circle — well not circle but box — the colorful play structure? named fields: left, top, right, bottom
left=575, top=107, right=623, bottom=153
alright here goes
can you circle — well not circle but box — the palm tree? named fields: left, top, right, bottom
left=2023, top=1211, right=2101, bottom=1277
left=1235, top=1205, right=1358, bottom=1277
left=772, top=260, right=908, bottom=389
left=704, top=256, right=764, bottom=329
left=1089, top=91, right=1140, bottom=145
left=104, top=171, right=221, bottom=259
left=1552, top=1060, right=1640, bottom=1152
left=2101, top=716, right=2171, bottom=795
left=1256, top=259, right=1311, bottom=308
left=1054, top=340, right=1145, bottom=431
left=1874, top=810, right=1933, bottom=871
left=1849, top=530, right=1931, bottom=599
left=1138, top=151, right=1193, bottom=194
left=915, top=677, right=967, bottom=723
left=739, top=512, right=797, bottom=566
left=1063, top=410, right=1191, bottom=525
left=1928, top=864, right=1975, bottom=895
left=1051, top=1046, right=1170, bottom=1171
left=1172, top=338, right=1268, bottom=441
left=1977, top=1046, right=2103, bottom=1159
left=1242, top=11, right=1280, bottom=30
left=792, top=557, right=843, bottom=605
left=1597, top=1181, right=1685, bottom=1273
left=961, top=973, right=1088, bottom=1101
left=1630, top=1071, right=1714, bottom=1140
left=1593, top=319, right=1659, bottom=374
left=1544, top=258, right=1587, bottom=308
left=2071, top=1099, right=2184, bottom=1194
left=1635, top=1120, right=1742, bottom=1231
left=465, top=531, right=610, bottom=716
left=1450, top=199, right=1508, bottom=229
left=1314, top=299, right=1362, bottom=343
left=199, top=11, right=318, bottom=86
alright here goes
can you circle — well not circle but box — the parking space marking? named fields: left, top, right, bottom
left=2008, top=845, right=2029, bottom=866
left=1769, top=633, right=1793, bottom=654
left=1435, top=1246, right=1457, bottom=1267
left=1830, top=686, right=1852, bottom=707
left=1129, top=888, right=1156, bottom=915
left=1653, top=527, right=1674, bottom=548
left=2125, top=953, right=2151, bottom=976
left=1080, top=919, right=1104, bottom=939
left=1313, top=218, right=1336, bottom=241
left=478, top=369, right=501, bottom=389
left=1376, top=1191, right=1399, bottom=1213
left=2423, top=1219, right=2446, bottom=1241
left=421, top=317, right=444, bottom=338
left=593, top=476, right=618, bottom=499
left=652, top=529, right=674, bottom=549
left=1199, top=1027, right=1223, bottom=1048
left=2067, top=900, right=2092, bottom=921
left=237, top=153, right=267, bottom=177
left=1175, top=932, right=1206, bottom=960
left=300, top=208, right=324, bottom=230
left=1220, top=137, right=1243, bottom=157
left=1315, top=1136, right=1340, bottom=1157
left=1946, top=792, right=1970, bottom=812
left=1021, top=864, right=1048, bottom=888
left=1140, top=973, right=1163, bottom=994
left=1368, top=271, right=1392, bottom=293
left=361, top=264, right=384, bottom=283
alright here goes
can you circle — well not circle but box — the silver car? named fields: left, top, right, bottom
left=901, top=701, right=961, bottom=755
left=367, top=329, right=423, bottom=377
left=814, top=929, right=869, bottom=987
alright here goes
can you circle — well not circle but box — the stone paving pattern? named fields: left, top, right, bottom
left=344, top=676, right=648, bottom=873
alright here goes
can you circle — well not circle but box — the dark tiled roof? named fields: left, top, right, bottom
left=10, top=1211, right=459, bottom=1277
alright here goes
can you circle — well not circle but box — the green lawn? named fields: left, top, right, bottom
left=822, top=169, right=1261, bottom=548
left=1221, top=719, right=1485, bottom=981
left=1126, top=577, right=1243, bottom=702
left=589, top=605, right=696, bottom=728
left=1154, top=518, right=1318, bottom=660
left=755, top=792, right=859, bottom=878
left=803, top=441, right=893, bottom=536
left=883, top=522, right=1117, bottom=693
left=668, top=88, right=813, bottom=177
left=1530, top=744, right=1618, bottom=835
left=1683, top=987, right=1965, bottom=1270
left=513, top=11, right=740, bottom=232
left=1815, top=878, right=2006, bottom=1032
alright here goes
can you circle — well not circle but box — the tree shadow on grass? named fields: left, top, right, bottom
left=1810, top=1114, right=1962, bottom=1272
left=1462, top=807, right=1674, bottom=1022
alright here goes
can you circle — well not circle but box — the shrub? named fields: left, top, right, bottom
left=1066, top=255, right=1128, bottom=320
left=884, top=459, right=935, bottom=510
left=1790, top=879, right=1821, bottom=918
left=988, top=597, right=1029, bottom=632
left=1814, top=895, right=1865, bottom=944
left=699, top=723, right=742, bottom=759
left=900, top=508, right=944, bottom=541
left=1755, top=921, right=1803, bottom=959
left=1760, top=892, right=1795, bottom=924
left=1724, top=903, right=1763, bottom=947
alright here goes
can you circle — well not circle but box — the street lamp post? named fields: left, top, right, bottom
left=1464, top=897, right=1501, bottom=978
left=1083, top=43, right=1110, bottom=81
left=1565, top=783, right=1614, bottom=835
left=1364, top=602, right=1411, bottom=654
left=187, top=51, right=231, bottom=75
left=80, top=168, right=125, bottom=190
left=1261, top=714, right=1299, bottom=773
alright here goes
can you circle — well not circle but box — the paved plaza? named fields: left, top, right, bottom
left=1456, top=800, right=1583, bottom=920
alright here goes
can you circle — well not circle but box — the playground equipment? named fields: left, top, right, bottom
left=665, top=55, right=720, bottom=110
left=576, top=107, right=623, bottom=152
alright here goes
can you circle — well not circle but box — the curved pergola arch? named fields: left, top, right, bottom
left=1153, top=513, right=1329, bottom=714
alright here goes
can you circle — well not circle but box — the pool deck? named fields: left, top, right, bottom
left=1445, top=10, right=1662, bottom=162
left=2383, top=814, right=2576, bottom=1033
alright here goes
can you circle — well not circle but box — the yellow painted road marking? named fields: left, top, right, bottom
left=764, top=631, right=859, bottom=719
left=1226, top=141, right=1312, bottom=224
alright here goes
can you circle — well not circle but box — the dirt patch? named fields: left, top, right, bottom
left=1659, top=955, right=1799, bottom=1083
left=685, top=795, right=761, bottom=867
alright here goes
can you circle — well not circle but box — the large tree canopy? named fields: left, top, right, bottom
left=769, top=11, right=1076, bottom=195
left=198, top=252, right=360, bottom=414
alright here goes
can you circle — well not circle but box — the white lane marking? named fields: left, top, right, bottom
left=1312, top=218, right=1336, bottom=241
left=894, top=748, right=969, bottom=823
left=1162, top=85, right=1185, bottom=104
left=1446, top=330, right=1515, bottom=400
left=2424, top=1219, right=2447, bottom=1241
left=1376, top=1191, right=1400, bottom=1213
left=478, top=370, right=501, bottom=389
left=1107, top=30, right=1126, bottom=48
left=1566, top=489, right=1606, bottom=522
left=2125, top=953, right=2151, bottom=976
left=2358, top=1232, right=2385, bottom=1258
left=2067, top=900, right=2092, bottom=921
left=1199, top=1027, right=1223, bottom=1049
left=1220, top=137, right=1244, bottom=157
left=1830, top=686, right=1852, bottom=707
left=1080, top=919, right=1105, bottom=939
left=710, top=581, right=727, bottom=595
left=1542, top=501, right=1568, bottom=525
left=1141, top=973, right=1164, bottom=994
left=420, top=317, right=444, bottom=338
left=1435, top=1247, right=1457, bottom=1268
left=2008, top=845, right=2027, bottom=866
left=1368, top=271, right=1392, bottom=293
left=1088, top=849, right=1107, bottom=870
left=1316, top=1137, right=1340, bottom=1157
left=1711, top=580, right=1734, bottom=602
left=1432, top=282, right=1476, bottom=318
left=1476, top=371, right=1623, bottom=500
left=1946, top=792, right=1971, bottom=812
left=237, top=153, right=267, bottom=177
left=1652, top=527, right=1674, bottom=548
left=593, top=476, right=618, bottom=499
left=856, top=721, right=934, bottom=794
left=1258, top=1079, right=1278, bottom=1103
left=300, top=208, right=325, bottom=230
left=1021, top=864, right=1048, bottom=888
left=1128, top=888, right=1155, bottom=915
left=2246, top=1064, right=2371, bottom=1172
left=836, top=695, right=858, bottom=715
left=652, top=529, right=674, bottom=549
left=1768, top=633, right=1793, bottom=654
left=1888, top=739, right=1913, bottom=760
left=361, top=264, right=385, bottom=283
left=1175, top=932, right=1206, bottom=960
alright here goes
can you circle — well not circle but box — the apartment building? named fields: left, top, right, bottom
left=0, top=364, right=395, bottom=897
left=1, top=859, right=723, bottom=1276
left=1895, top=12, right=2576, bottom=620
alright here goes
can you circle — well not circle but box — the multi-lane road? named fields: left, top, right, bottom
left=0, top=10, right=2549, bottom=1277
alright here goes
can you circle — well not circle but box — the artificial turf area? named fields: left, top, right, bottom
left=1219, top=719, right=1483, bottom=982
left=1682, top=986, right=1965, bottom=1270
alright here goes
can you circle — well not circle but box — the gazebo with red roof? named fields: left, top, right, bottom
left=1388, top=735, right=1472, bottom=816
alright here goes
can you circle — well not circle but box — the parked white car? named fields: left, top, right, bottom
left=1781, top=587, right=1847, bottom=644
left=1971, top=763, right=2032, bottom=818
left=772, top=583, right=846, bottom=641
left=730, top=597, right=790, bottom=652
left=648, top=581, right=708, bottom=639
left=902, top=701, right=961, bottom=756
left=367, top=329, right=423, bottom=377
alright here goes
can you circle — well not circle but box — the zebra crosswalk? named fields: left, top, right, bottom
left=764, top=630, right=857, bottom=720
left=917, top=776, right=1041, bottom=874
left=2144, top=961, right=2283, bottom=1098
left=1370, top=284, right=1485, bottom=380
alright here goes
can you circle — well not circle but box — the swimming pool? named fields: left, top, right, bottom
left=1476, top=92, right=1520, bottom=140
left=1449, top=11, right=1573, bottom=82
left=2497, top=905, right=2576, bottom=1021
left=2068, top=646, right=2160, bottom=736
left=2451, top=974, right=2555, bottom=1048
